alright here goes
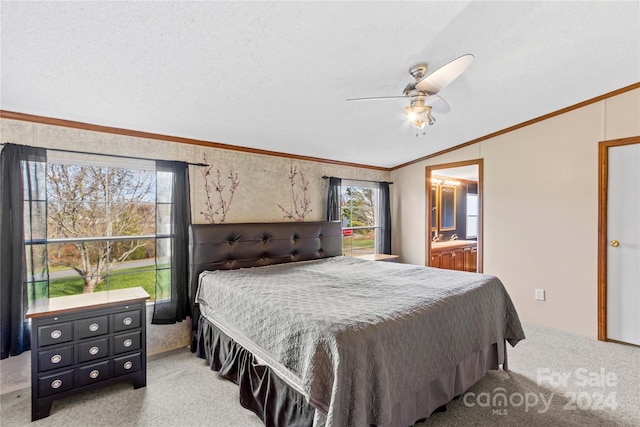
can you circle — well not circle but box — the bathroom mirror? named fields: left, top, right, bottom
left=439, top=185, right=456, bottom=230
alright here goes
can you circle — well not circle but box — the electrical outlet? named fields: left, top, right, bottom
left=535, top=289, right=545, bottom=301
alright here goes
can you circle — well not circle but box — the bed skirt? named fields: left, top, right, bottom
left=196, top=316, right=504, bottom=427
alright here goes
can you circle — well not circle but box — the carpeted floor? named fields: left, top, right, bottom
left=1, top=323, right=638, bottom=426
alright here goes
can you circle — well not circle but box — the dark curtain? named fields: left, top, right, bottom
left=1, top=144, right=47, bottom=359
left=378, top=182, right=392, bottom=254
left=325, top=177, right=341, bottom=221
left=152, top=161, right=191, bottom=324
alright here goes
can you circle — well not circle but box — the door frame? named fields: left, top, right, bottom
left=425, top=159, right=483, bottom=272
left=597, top=135, right=640, bottom=341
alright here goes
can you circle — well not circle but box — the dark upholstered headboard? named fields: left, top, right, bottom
left=188, top=221, right=342, bottom=307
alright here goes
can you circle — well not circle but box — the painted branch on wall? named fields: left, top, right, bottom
left=278, top=166, right=312, bottom=221
left=200, top=155, right=240, bottom=224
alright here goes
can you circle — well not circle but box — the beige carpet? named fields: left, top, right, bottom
left=1, top=323, right=638, bottom=426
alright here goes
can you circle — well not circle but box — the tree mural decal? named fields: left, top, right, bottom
left=278, top=166, right=312, bottom=221
left=200, top=155, right=240, bottom=224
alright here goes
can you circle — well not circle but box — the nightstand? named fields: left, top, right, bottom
left=26, top=287, right=150, bottom=421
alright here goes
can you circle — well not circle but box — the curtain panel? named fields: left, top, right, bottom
left=1, top=144, right=48, bottom=359
left=152, top=160, right=191, bottom=324
left=378, top=182, right=391, bottom=254
left=325, top=177, right=341, bottom=222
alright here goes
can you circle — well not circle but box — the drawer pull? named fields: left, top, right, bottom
left=123, top=317, right=133, bottom=326
left=89, top=346, right=99, bottom=355
left=50, top=330, right=62, bottom=339
left=51, top=379, right=62, bottom=389
left=51, top=354, right=62, bottom=364
left=123, top=361, right=133, bottom=370
left=89, top=370, right=100, bottom=379
left=89, top=323, right=99, bottom=332
left=123, top=339, right=133, bottom=348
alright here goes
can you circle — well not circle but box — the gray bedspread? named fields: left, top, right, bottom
left=196, top=256, right=525, bottom=427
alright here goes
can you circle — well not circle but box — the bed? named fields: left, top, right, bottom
left=189, top=221, right=525, bottom=427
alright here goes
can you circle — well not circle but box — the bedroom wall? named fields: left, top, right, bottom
left=390, top=87, right=640, bottom=340
left=0, top=117, right=389, bottom=393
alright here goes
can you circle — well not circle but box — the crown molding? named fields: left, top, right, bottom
left=0, top=110, right=390, bottom=172
left=3, top=81, right=638, bottom=173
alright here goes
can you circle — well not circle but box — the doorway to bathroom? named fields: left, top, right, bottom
left=426, top=159, right=483, bottom=273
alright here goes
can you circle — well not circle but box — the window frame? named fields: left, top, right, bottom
left=466, top=193, right=479, bottom=239
left=340, top=180, right=381, bottom=257
left=23, top=153, right=166, bottom=302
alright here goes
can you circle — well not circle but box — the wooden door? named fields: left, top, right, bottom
left=598, top=137, right=640, bottom=345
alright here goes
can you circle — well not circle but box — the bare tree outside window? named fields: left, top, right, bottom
left=342, top=187, right=375, bottom=227
left=46, top=164, right=156, bottom=294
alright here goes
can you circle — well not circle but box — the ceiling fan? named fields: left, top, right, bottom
left=347, top=54, right=474, bottom=131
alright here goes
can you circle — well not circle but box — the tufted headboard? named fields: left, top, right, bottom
left=188, top=221, right=342, bottom=307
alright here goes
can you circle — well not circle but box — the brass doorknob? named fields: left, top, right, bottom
left=610, top=240, right=620, bottom=247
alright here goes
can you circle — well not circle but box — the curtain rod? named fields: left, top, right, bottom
left=0, top=142, right=208, bottom=167
left=322, top=175, right=393, bottom=185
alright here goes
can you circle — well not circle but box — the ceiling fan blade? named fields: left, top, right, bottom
left=423, top=94, right=450, bottom=114
left=346, top=95, right=406, bottom=101
left=415, top=54, right=474, bottom=94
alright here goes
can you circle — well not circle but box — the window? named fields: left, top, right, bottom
left=24, top=152, right=167, bottom=302
left=466, top=193, right=479, bottom=239
left=340, top=181, right=380, bottom=256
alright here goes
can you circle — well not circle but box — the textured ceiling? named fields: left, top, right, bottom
left=1, top=1, right=639, bottom=168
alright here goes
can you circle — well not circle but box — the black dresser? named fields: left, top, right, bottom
left=26, top=287, right=150, bottom=421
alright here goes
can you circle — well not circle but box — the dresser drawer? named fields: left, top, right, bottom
left=113, top=352, right=142, bottom=376
left=38, top=322, right=73, bottom=347
left=77, top=338, right=109, bottom=363
left=77, top=361, right=111, bottom=387
left=76, top=315, right=109, bottom=339
left=113, top=310, right=141, bottom=332
left=38, top=370, right=74, bottom=397
left=38, top=345, right=74, bottom=372
left=114, top=331, right=141, bottom=354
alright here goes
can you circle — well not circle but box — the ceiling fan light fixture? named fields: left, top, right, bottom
left=405, top=100, right=434, bottom=129
left=346, top=54, right=472, bottom=132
